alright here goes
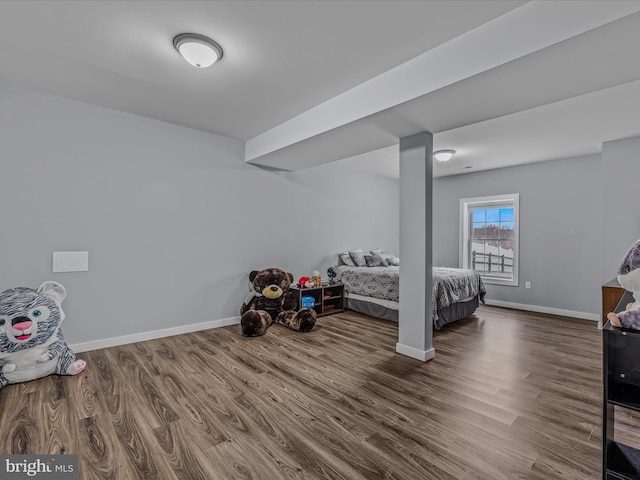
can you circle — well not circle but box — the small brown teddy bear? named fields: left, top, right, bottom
left=240, top=267, right=317, bottom=337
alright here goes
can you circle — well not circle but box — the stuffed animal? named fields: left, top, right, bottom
left=240, top=268, right=317, bottom=337
left=0, top=281, right=85, bottom=389
left=608, top=240, right=640, bottom=329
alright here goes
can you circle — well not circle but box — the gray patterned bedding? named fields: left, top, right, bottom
left=335, top=265, right=400, bottom=302
left=433, top=267, right=486, bottom=311
left=334, top=265, right=486, bottom=328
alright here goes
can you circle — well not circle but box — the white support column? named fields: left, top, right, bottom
left=397, top=132, right=435, bottom=362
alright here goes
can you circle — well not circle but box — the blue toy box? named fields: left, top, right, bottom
left=301, top=296, right=315, bottom=309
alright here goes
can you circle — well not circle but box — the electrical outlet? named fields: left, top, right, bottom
left=525, top=281, right=531, bottom=289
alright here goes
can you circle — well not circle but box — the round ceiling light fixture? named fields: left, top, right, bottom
left=173, top=33, right=223, bottom=68
left=434, top=149, right=456, bottom=162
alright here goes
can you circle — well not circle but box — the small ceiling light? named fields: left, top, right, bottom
left=173, top=33, right=223, bottom=68
left=434, top=149, right=456, bottom=162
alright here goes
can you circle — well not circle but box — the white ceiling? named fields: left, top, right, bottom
left=1, top=1, right=639, bottom=177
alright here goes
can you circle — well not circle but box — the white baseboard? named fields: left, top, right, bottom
left=483, top=299, right=599, bottom=322
left=396, top=343, right=436, bottom=362
left=70, top=316, right=241, bottom=353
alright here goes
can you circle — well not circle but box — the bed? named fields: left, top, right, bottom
left=333, top=264, right=486, bottom=329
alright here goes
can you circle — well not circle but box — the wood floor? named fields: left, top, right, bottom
left=0, top=306, right=623, bottom=479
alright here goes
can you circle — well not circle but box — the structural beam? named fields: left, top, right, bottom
left=397, top=132, right=435, bottom=362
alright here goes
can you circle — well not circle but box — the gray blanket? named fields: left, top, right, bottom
left=432, top=267, right=486, bottom=327
left=334, top=265, right=486, bottom=326
left=335, top=265, right=399, bottom=302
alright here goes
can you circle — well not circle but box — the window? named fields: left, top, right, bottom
left=460, top=194, right=519, bottom=286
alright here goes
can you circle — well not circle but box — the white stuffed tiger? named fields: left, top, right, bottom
left=0, top=281, right=85, bottom=389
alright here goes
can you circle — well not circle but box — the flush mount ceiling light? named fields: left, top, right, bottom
left=173, top=33, right=223, bottom=68
left=434, top=149, right=456, bottom=162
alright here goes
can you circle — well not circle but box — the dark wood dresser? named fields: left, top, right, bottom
left=602, top=277, right=625, bottom=323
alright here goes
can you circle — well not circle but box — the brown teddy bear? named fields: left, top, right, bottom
left=240, top=267, right=317, bottom=337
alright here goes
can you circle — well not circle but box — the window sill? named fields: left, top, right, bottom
left=482, top=277, right=519, bottom=287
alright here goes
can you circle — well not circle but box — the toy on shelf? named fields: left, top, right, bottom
left=301, top=296, right=315, bottom=309
left=608, top=239, right=640, bottom=329
left=297, top=276, right=314, bottom=288
left=327, top=267, right=337, bottom=283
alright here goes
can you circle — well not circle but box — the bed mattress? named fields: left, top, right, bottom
left=334, top=265, right=486, bottom=328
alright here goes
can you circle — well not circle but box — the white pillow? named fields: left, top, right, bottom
left=371, top=249, right=399, bottom=266
left=349, top=249, right=367, bottom=267
left=339, top=252, right=355, bottom=267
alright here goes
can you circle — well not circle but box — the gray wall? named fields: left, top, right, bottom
left=433, top=154, right=602, bottom=316
left=0, top=85, right=399, bottom=345
left=601, top=135, right=640, bottom=282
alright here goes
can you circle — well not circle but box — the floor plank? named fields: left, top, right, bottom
left=0, top=305, right=628, bottom=479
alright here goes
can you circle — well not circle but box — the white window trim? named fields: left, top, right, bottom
left=459, top=193, right=520, bottom=287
